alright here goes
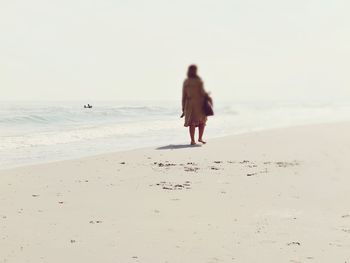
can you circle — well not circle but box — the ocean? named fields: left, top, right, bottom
left=1, top=100, right=350, bottom=169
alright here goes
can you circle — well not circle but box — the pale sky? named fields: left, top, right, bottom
left=1, top=0, right=350, bottom=101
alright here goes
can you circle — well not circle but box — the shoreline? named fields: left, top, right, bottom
left=2, top=120, right=349, bottom=171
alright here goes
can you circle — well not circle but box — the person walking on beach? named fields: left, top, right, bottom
left=182, top=65, right=208, bottom=145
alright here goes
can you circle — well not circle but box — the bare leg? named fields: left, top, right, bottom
left=198, top=124, right=206, bottom=144
left=189, top=125, right=196, bottom=145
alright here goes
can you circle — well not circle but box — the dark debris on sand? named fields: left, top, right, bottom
left=153, top=162, right=177, bottom=167
left=246, top=173, right=257, bottom=177
left=152, top=181, right=192, bottom=191
left=184, top=166, right=200, bottom=172
left=275, top=161, right=299, bottom=168
left=287, top=241, right=301, bottom=246
left=150, top=159, right=301, bottom=178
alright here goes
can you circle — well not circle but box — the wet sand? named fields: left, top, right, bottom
left=1, top=122, right=350, bottom=262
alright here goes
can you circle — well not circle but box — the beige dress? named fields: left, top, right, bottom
left=182, top=77, right=207, bottom=127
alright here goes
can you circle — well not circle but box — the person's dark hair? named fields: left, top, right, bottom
left=187, top=64, right=199, bottom=79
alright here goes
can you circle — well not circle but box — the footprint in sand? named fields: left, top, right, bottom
left=329, top=242, right=342, bottom=247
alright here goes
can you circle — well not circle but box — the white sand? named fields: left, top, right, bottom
left=1, top=122, right=350, bottom=262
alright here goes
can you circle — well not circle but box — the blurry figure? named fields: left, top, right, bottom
left=84, top=104, right=92, bottom=108
left=181, top=64, right=210, bottom=145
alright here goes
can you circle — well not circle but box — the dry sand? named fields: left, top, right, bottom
left=1, top=122, right=350, bottom=262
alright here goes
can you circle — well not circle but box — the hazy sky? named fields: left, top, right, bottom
left=1, top=0, right=350, bottom=101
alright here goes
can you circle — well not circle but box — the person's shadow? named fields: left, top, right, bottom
left=156, top=144, right=202, bottom=150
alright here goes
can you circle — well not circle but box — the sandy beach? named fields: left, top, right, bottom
left=1, top=122, right=350, bottom=262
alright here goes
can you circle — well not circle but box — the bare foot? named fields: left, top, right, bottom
left=198, top=139, right=206, bottom=144
left=190, top=141, right=196, bottom=145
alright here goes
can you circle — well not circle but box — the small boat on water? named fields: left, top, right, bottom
left=84, top=104, right=93, bottom=108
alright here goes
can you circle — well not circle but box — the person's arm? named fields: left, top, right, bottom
left=200, top=79, right=207, bottom=97
left=200, top=80, right=212, bottom=104
left=182, top=80, right=187, bottom=112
